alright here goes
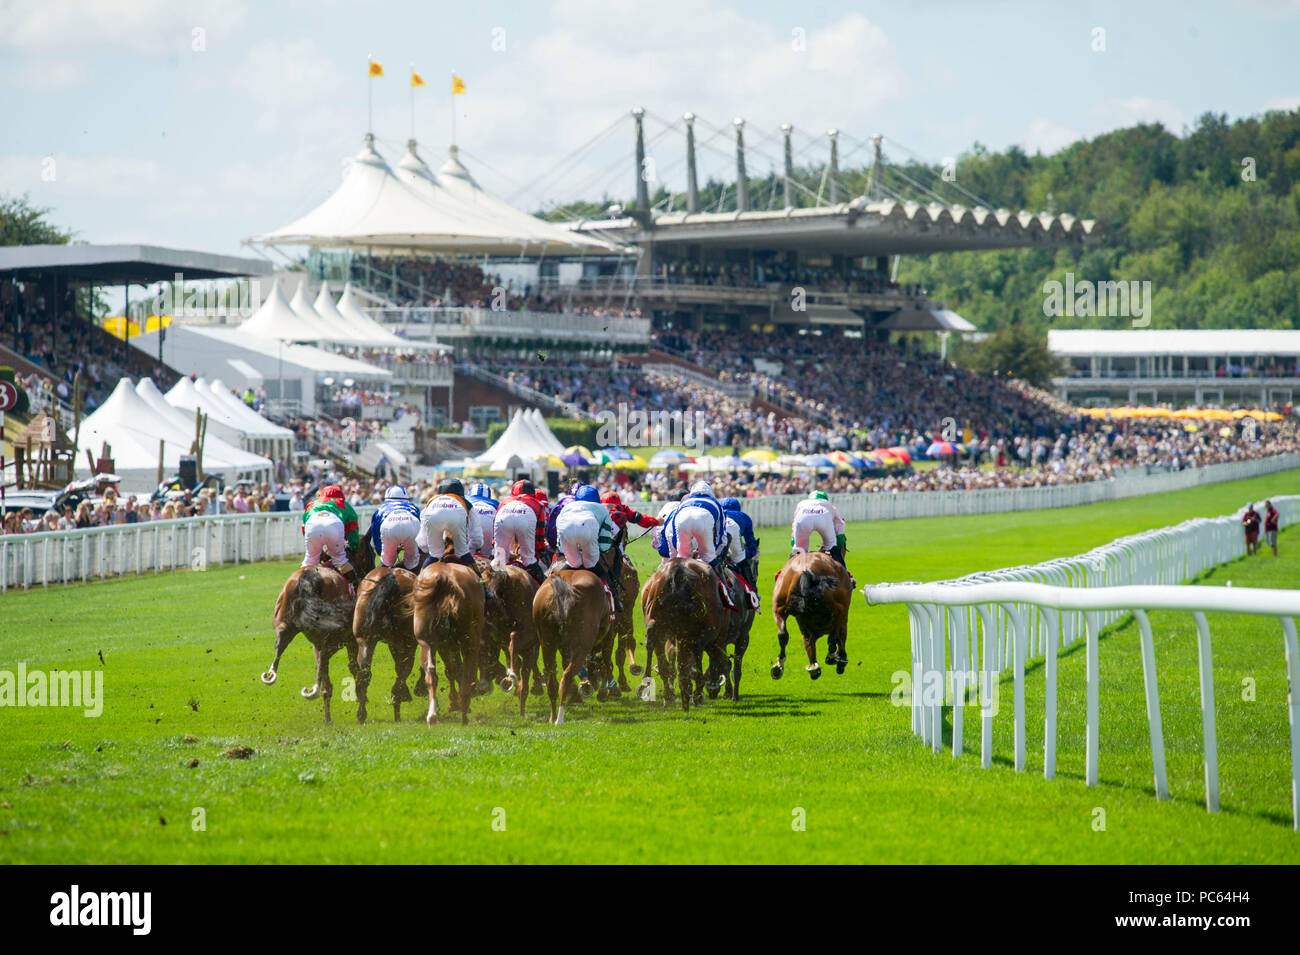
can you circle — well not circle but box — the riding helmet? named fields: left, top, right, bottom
left=720, top=496, right=741, bottom=512
left=511, top=479, right=535, bottom=497
left=810, top=490, right=829, bottom=501
left=468, top=482, right=494, bottom=501
left=321, top=484, right=345, bottom=502
left=574, top=484, right=600, bottom=503
left=437, top=478, right=465, bottom=497
left=384, top=485, right=409, bottom=500
left=689, top=481, right=715, bottom=498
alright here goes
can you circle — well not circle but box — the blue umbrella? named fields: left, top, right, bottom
left=560, top=451, right=590, bottom=467
left=648, top=449, right=691, bottom=468
left=804, top=454, right=836, bottom=469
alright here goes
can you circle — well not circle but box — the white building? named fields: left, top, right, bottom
left=1048, top=329, right=1300, bottom=407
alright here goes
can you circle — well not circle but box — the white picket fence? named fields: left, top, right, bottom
left=862, top=495, right=1300, bottom=829
left=0, top=507, right=376, bottom=594
left=2, top=451, right=1296, bottom=591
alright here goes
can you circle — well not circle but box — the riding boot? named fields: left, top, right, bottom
left=593, top=560, right=622, bottom=613
left=710, top=557, right=738, bottom=611
left=829, top=545, right=848, bottom=570
left=525, top=561, right=547, bottom=587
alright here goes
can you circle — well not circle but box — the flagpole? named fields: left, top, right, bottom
left=450, top=69, right=456, bottom=146
left=367, top=53, right=373, bottom=134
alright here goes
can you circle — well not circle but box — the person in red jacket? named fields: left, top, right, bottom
left=1242, top=502, right=1262, bottom=556
left=493, top=479, right=549, bottom=584
left=601, top=492, right=660, bottom=533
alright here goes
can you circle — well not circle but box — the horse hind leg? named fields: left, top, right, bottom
left=262, top=625, right=295, bottom=685
left=771, top=618, right=790, bottom=680
left=420, top=641, right=439, bottom=725
left=390, top=636, right=416, bottom=722
left=799, top=623, right=822, bottom=681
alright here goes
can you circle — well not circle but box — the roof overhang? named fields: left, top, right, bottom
left=0, top=244, right=275, bottom=283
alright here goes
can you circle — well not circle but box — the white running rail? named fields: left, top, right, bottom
left=862, top=495, right=1300, bottom=829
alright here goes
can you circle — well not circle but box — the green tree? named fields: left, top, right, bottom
left=0, top=194, right=73, bottom=246
left=961, top=324, right=1065, bottom=389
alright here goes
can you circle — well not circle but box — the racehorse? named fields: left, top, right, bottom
left=533, top=563, right=614, bottom=725
left=352, top=566, right=417, bottom=723
left=770, top=551, right=853, bottom=681
left=612, top=555, right=642, bottom=692
left=262, top=566, right=358, bottom=724
left=476, top=556, right=541, bottom=717
left=716, top=563, right=755, bottom=701
left=411, top=539, right=485, bottom=725
left=640, top=557, right=727, bottom=712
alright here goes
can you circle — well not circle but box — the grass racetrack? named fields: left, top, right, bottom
left=2, top=472, right=1299, bottom=863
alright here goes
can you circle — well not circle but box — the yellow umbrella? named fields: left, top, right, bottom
left=564, top=445, right=596, bottom=461
left=621, top=454, right=649, bottom=471
left=741, top=449, right=778, bottom=463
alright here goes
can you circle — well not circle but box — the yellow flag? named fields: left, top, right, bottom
left=451, top=74, right=466, bottom=95
left=368, top=60, right=383, bottom=77
left=410, top=69, right=426, bottom=88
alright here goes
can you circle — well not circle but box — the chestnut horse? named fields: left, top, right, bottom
left=771, top=551, right=853, bottom=681
left=641, top=558, right=726, bottom=712
left=613, top=555, right=642, bottom=692
left=263, top=566, right=358, bottom=724
left=476, top=557, right=541, bottom=717
left=352, top=566, right=417, bottom=723
left=412, top=541, right=485, bottom=725
left=533, top=566, right=613, bottom=725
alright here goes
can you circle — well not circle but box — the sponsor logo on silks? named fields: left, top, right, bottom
left=49, top=885, right=151, bottom=935
left=0, top=665, right=103, bottom=717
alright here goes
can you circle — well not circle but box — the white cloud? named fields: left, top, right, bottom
left=1263, top=93, right=1300, bottom=112
left=441, top=1, right=907, bottom=208
left=1019, top=118, right=1082, bottom=155
left=0, top=0, right=247, bottom=53
left=1089, top=96, right=1185, bottom=134
left=229, top=38, right=346, bottom=133
left=18, top=59, right=87, bottom=91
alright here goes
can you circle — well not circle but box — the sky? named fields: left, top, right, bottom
left=1, top=0, right=1297, bottom=257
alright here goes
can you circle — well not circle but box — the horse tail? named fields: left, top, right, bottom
left=442, top=533, right=456, bottom=560
left=361, top=571, right=411, bottom=635
left=548, top=574, right=576, bottom=622
left=664, top=560, right=707, bottom=624
left=786, top=570, right=839, bottom=617
left=295, top=568, right=351, bottom=633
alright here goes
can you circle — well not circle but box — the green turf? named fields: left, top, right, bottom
left=1, top=471, right=1298, bottom=863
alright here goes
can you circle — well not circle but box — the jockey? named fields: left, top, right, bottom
left=368, top=484, right=422, bottom=570
left=556, top=484, right=622, bottom=610
left=301, top=484, right=361, bottom=587
left=667, top=481, right=738, bottom=610
left=602, top=491, right=659, bottom=610
left=494, top=478, right=547, bottom=585
left=652, top=489, right=685, bottom=560
left=533, top=488, right=552, bottom=564
left=417, top=478, right=477, bottom=569
left=791, top=489, right=847, bottom=569
left=720, top=496, right=759, bottom=585
left=465, top=482, right=498, bottom=558
left=545, top=483, right=580, bottom=553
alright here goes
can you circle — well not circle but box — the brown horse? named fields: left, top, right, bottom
left=533, top=567, right=613, bottom=725
left=716, top=564, right=755, bottom=701
left=263, top=566, right=358, bottom=724
left=411, top=541, right=485, bottom=725
left=477, top=557, right=541, bottom=717
left=612, top=555, right=642, bottom=692
left=352, top=566, right=417, bottom=723
left=641, top=557, right=726, bottom=712
left=771, top=551, right=853, bottom=681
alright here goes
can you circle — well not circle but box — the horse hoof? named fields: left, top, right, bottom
left=302, top=684, right=320, bottom=700
left=770, top=663, right=784, bottom=680
left=836, top=660, right=847, bottom=675
left=579, top=681, right=594, bottom=700
left=260, top=670, right=277, bottom=685
left=807, top=663, right=822, bottom=681
left=629, top=663, right=644, bottom=677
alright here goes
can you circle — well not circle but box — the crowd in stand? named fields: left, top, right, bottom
left=655, top=259, right=923, bottom=297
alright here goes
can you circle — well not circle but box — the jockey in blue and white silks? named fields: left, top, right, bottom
left=666, top=481, right=738, bottom=610
left=721, top=496, right=759, bottom=585
left=369, top=485, right=422, bottom=570
left=465, top=482, right=498, bottom=558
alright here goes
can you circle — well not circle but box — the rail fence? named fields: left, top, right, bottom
left=3, top=452, right=1296, bottom=592
left=862, top=494, right=1300, bottom=829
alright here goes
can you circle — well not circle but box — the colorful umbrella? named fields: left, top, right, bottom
left=885, top=446, right=912, bottom=464
left=560, top=451, right=590, bottom=467
left=741, top=449, right=778, bottom=463
left=648, top=449, right=692, bottom=468
left=926, top=441, right=959, bottom=457
left=599, top=447, right=634, bottom=464
left=564, top=445, right=596, bottom=460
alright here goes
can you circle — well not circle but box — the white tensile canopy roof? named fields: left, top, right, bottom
left=165, top=377, right=271, bottom=446
left=79, top=379, right=272, bottom=490
left=239, top=279, right=327, bottom=343
left=289, top=279, right=358, bottom=345
left=204, top=379, right=295, bottom=439
left=470, top=408, right=561, bottom=472
left=334, top=282, right=447, bottom=351
left=522, top=408, right=566, bottom=455
left=250, top=135, right=613, bottom=255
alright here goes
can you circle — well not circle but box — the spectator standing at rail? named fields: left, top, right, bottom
left=1242, top=502, right=1262, bottom=556
left=1264, top=500, right=1280, bottom=556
